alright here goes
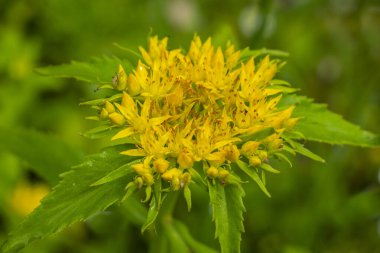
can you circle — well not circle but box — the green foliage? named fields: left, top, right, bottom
left=280, top=95, right=380, bottom=147
left=1, top=145, right=136, bottom=253
left=0, top=127, right=82, bottom=185
left=208, top=181, right=246, bottom=253
left=36, top=56, right=133, bottom=84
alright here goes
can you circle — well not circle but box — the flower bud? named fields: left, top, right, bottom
left=162, top=168, right=181, bottom=181
left=257, top=150, right=268, bottom=161
left=153, top=158, right=170, bottom=173
left=178, top=151, right=194, bottom=168
left=127, top=74, right=141, bottom=96
left=100, top=108, right=109, bottom=119
left=104, top=101, right=115, bottom=113
left=115, top=64, right=127, bottom=90
left=249, top=155, right=261, bottom=167
left=142, top=173, right=154, bottom=186
left=241, top=141, right=260, bottom=156
left=223, top=145, right=240, bottom=162
left=171, top=176, right=181, bottom=191
left=180, top=172, right=191, bottom=187
left=207, top=166, right=219, bottom=178
left=219, top=169, right=229, bottom=180
left=132, top=163, right=149, bottom=176
left=109, top=112, right=126, bottom=125
left=267, top=138, right=283, bottom=151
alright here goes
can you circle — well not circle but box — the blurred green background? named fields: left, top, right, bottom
left=0, top=0, right=379, bottom=252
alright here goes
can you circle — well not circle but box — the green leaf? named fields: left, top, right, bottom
left=238, top=127, right=275, bottom=143
left=36, top=56, right=133, bottom=84
left=240, top=48, right=289, bottom=61
left=141, top=196, right=160, bottom=233
left=285, top=138, right=325, bottom=163
left=141, top=178, right=162, bottom=233
left=184, top=186, right=192, bottom=211
left=1, top=145, right=135, bottom=253
left=279, top=95, right=380, bottom=147
left=91, top=159, right=141, bottom=186
left=0, top=127, right=82, bottom=185
left=260, top=163, right=280, bottom=174
left=208, top=181, right=245, bottom=253
left=236, top=160, right=271, bottom=197
left=172, top=220, right=219, bottom=253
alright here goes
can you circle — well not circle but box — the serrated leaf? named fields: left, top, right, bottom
left=91, top=159, right=141, bottom=186
left=36, top=56, right=133, bottom=84
left=208, top=181, right=245, bottom=253
left=279, top=95, right=380, bottom=147
left=1, top=145, right=136, bottom=253
left=0, top=127, right=82, bottom=185
left=236, top=160, right=271, bottom=197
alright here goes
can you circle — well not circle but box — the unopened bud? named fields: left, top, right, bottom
left=104, top=101, right=115, bottom=113
left=219, top=169, right=229, bottom=179
left=132, top=163, right=149, bottom=176
left=257, top=150, right=268, bottom=161
left=241, top=141, right=260, bottom=156
left=171, top=176, right=181, bottom=191
left=267, top=138, right=283, bottom=151
left=224, top=145, right=240, bottom=162
left=109, top=112, right=126, bottom=125
left=115, top=64, right=127, bottom=90
left=180, top=172, right=191, bottom=187
left=127, top=74, right=141, bottom=96
left=178, top=151, right=194, bottom=168
left=142, top=173, right=154, bottom=186
left=207, top=166, right=219, bottom=178
left=162, top=168, right=181, bottom=181
left=153, top=158, right=170, bottom=173
left=249, top=156, right=262, bottom=167
left=100, top=108, right=109, bottom=119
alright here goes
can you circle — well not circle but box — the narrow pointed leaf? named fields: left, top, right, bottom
left=91, top=159, right=141, bottom=186
left=236, top=160, right=271, bottom=197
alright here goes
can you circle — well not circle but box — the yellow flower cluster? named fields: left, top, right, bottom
left=99, top=36, right=297, bottom=192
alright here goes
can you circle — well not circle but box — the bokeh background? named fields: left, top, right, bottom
left=0, top=0, right=379, bottom=252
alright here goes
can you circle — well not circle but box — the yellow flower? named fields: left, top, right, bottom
left=94, top=35, right=298, bottom=193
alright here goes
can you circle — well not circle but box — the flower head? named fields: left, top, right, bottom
left=94, top=35, right=298, bottom=199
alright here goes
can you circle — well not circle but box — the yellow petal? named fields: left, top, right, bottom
left=120, top=149, right=146, bottom=157
left=112, top=127, right=135, bottom=140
